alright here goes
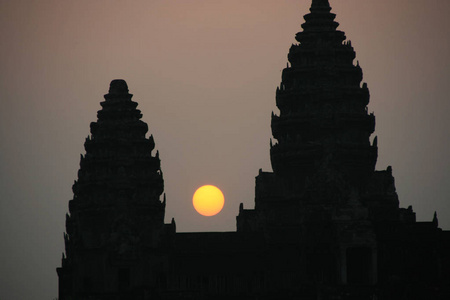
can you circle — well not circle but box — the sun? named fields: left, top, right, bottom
left=192, top=185, right=225, bottom=216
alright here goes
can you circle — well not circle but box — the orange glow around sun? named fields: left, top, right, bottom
left=192, top=185, right=225, bottom=216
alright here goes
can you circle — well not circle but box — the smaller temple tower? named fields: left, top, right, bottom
left=57, top=80, right=174, bottom=300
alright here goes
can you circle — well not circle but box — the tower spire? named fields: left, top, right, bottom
left=310, top=0, right=331, bottom=12
left=300, top=0, right=339, bottom=35
left=270, top=0, right=376, bottom=183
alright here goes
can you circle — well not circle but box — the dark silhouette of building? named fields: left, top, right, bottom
left=57, top=1, right=450, bottom=299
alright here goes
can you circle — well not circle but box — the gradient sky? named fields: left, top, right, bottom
left=0, top=0, right=449, bottom=299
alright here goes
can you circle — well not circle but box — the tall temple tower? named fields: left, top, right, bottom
left=239, top=0, right=383, bottom=288
left=237, top=0, right=450, bottom=298
left=57, top=80, right=174, bottom=299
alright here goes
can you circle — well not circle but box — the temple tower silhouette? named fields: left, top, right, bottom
left=238, top=0, right=395, bottom=292
left=57, top=80, right=175, bottom=299
left=58, top=1, right=450, bottom=299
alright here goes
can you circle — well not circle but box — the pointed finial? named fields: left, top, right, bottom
left=387, top=166, right=392, bottom=174
left=171, top=217, right=176, bottom=231
left=433, top=211, right=438, bottom=227
left=148, top=134, right=155, bottom=152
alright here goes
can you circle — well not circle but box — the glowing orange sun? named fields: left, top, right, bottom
left=192, top=185, right=225, bottom=216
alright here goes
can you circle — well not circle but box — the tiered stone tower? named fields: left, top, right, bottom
left=271, top=0, right=376, bottom=185
left=238, top=0, right=382, bottom=290
left=57, top=80, right=174, bottom=299
left=237, top=0, right=450, bottom=298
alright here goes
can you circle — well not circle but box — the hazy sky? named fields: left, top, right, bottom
left=0, top=0, right=449, bottom=299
